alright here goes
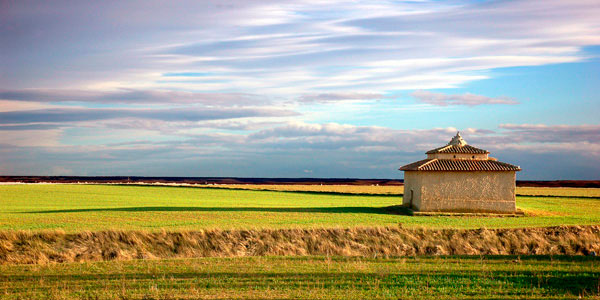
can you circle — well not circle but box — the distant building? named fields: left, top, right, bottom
left=399, top=132, right=521, bottom=213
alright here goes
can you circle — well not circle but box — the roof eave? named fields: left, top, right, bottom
left=398, top=159, right=521, bottom=172
left=403, top=169, right=520, bottom=172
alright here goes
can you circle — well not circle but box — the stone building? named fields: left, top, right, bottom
left=399, top=132, right=521, bottom=213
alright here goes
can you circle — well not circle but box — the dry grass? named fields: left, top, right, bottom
left=198, top=184, right=600, bottom=197
left=517, top=187, right=600, bottom=197
left=1, top=225, right=599, bottom=265
left=198, top=184, right=403, bottom=194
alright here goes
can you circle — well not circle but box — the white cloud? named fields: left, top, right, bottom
left=0, top=130, right=63, bottom=147
left=2, top=121, right=599, bottom=178
left=497, top=124, right=600, bottom=143
left=298, top=92, right=384, bottom=103
left=246, top=121, right=600, bottom=158
left=0, top=100, right=71, bottom=112
left=411, top=90, right=518, bottom=106
left=0, top=89, right=272, bottom=106
left=0, top=106, right=299, bottom=124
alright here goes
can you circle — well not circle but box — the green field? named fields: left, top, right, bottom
left=1, top=184, right=600, bottom=231
left=1, top=184, right=600, bottom=299
left=1, top=256, right=598, bottom=299
left=2, top=184, right=600, bottom=300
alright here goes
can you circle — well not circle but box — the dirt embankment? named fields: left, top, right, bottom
left=1, top=226, right=598, bottom=265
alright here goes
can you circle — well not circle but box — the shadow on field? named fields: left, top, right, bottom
left=26, top=205, right=412, bottom=215
left=109, top=184, right=403, bottom=197
left=207, top=188, right=403, bottom=198
left=445, top=254, right=600, bottom=262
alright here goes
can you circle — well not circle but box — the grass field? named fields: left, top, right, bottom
left=1, top=184, right=599, bottom=299
left=1, top=256, right=598, bottom=299
left=1, top=184, right=600, bottom=231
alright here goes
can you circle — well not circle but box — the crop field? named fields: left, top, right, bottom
left=1, top=184, right=600, bottom=231
left=1, top=256, right=599, bottom=299
left=200, top=184, right=404, bottom=195
left=198, top=184, right=600, bottom=198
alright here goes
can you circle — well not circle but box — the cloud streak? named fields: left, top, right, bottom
left=298, top=92, right=384, bottom=104
left=0, top=107, right=299, bottom=124
left=498, top=124, right=600, bottom=143
left=411, top=90, right=518, bottom=106
left=0, top=89, right=272, bottom=106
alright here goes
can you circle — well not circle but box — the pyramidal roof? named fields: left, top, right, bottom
left=425, top=132, right=489, bottom=154
left=448, top=132, right=467, bottom=146
left=399, top=132, right=521, bottom=172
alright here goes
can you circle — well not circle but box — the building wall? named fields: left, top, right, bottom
left=403, top=171, right=516, bottom=213
left=402, top=171, right=422, bottom=209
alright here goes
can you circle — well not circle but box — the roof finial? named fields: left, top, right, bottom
left=448, top=131, right=467, bottom=146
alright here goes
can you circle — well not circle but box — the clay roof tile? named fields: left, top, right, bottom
left=399, top=158, right=521, bottom=171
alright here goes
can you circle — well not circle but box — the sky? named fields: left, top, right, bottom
left=1, top=0, right=599, bottom=179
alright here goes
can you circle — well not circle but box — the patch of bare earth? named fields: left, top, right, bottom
left=521, top=209, right=568, bottom=216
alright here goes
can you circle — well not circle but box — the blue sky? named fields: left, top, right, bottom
left=1, top=0, right=599, bottom=179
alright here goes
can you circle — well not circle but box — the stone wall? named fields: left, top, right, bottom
left=402, top=171, right=421, bottom=208
left=404, top=171, right=516, bottom=213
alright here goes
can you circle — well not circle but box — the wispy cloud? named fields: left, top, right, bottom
left=3, top=0, right=599, bottom=93
left=0, top=107, right=298, bottom=124
left=298, top=92, right=384, bottom=103
left=498, top=124, right=600, bottom=143
left=0, top=130, right=63, bottom=147
left=411, top=90, right=518, bottom=106
left=0, top=89, right=272, bottom=106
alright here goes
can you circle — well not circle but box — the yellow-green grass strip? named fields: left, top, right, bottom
left=1, top=184, right=599, bottom=232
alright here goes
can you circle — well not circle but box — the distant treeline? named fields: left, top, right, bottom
left=1, top=176, right=599, bottom=187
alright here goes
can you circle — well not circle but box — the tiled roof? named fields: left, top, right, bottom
left=399, top=159, right=521, bottom=171
left=399, top=159, right=432, bottom=171
left=425, top=144, right=489, bottom=154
